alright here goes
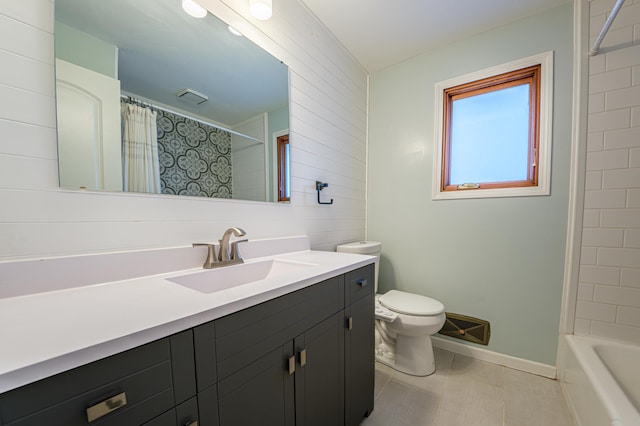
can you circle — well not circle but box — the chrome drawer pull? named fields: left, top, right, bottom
left=357, top=279, right=368, bottom=287
left=185, top=421, right=198, bottom=426
left=86, top=392, right=127, bottom=422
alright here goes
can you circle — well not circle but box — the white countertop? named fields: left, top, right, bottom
left=0, top=246, right=374, bottom=393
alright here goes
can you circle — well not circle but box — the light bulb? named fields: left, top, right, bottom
left=250, top=0, right=272, bottom=20
left=182, top=0, right=207, bottom=18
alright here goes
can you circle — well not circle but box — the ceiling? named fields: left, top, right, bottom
left=55, top=0, right=289, bottom=126
left=299, top=0, right=570, bottom=72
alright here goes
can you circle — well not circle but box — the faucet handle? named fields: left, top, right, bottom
left=192, top=243, right=218, bottom=269
left=230, top=239, right=248, bottom=261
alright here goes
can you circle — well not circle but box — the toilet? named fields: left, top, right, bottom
left=337, top=241, right=446, bottom=376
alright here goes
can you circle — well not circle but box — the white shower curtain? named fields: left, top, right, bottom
left=121, top=103, right=161, bottom=193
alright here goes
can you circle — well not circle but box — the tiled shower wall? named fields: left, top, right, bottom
left=575, top=0, right=640, bottom=342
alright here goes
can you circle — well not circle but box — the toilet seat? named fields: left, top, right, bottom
left=379, top=290, right=445, bottom=316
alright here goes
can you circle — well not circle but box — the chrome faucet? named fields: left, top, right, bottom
left=193, top=227, right=247, bottom=269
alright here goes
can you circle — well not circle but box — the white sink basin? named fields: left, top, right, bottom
left=167, top=259, right=317, bottom=294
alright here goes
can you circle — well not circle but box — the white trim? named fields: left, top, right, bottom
left=432, top=51, right=554, bottom=200
left=432, top=336, right=557, bottom=378
left=558, top=0, right=589, bottom=337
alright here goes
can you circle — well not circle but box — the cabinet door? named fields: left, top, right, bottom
left=345, top=293, right=375, bottom=426
left=215, top=342, right=295, bottom=426
left=294, top=312, right=345, bottom=426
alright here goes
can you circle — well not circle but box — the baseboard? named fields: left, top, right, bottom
left=432, top=335, right=557, bottom=379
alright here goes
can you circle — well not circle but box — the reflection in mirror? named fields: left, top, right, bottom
left=54, top=0, right=290, bottom=202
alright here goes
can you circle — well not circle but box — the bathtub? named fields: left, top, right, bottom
left=559, top=335, right=640, bottom=426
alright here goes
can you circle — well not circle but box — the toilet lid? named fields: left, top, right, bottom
left=379, top=290, right=445, bottom=316
left=336, top=241, right=381, bottom=254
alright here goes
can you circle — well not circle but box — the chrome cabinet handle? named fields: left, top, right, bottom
left=347, top=317, right=353, bottom=330
left=357, top=278, right=368, bottom=287
left=185, top=421, right=198, bottom=426
left=86, top=392, right=127, bottom=422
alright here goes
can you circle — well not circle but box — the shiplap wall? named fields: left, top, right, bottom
left=0, top=0, right=368, bottom=260
left=574, top=0, right=640, bottom=342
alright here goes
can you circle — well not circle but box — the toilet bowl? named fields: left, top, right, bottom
left=336, top=241, right=446, bottom=376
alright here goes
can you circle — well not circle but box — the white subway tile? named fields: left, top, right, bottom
left=590, top=13, right=607, bottom=37
left=581, top=247, right=598, bottom=265
left=632, top=106, right=640, bottom=126
left=606, top=85, right=640, bottom=110
left=578, top=282, right=595, bottom=301
left=584, top=189, right=627, bottom=208
left=625, top=229, right=640, bottom=248
left=617, top=306, right=640, bottom=327
left=0, top=13, right=53, bottom=64
left=590, top=321, right=640, bottom=342
left=601, top=208, right=640, bottom=227
left=605, top=127, right=640, bottom=149
left=588, top=109, right=630, bottom=132
left=597, top=247, right=640, bottom=268
left=583, top=228, right=625, bottom=247
left=621, top=268, right=640, bottom=287
left=587, top=131, right=604, bottom=151
left=585, top=171, right=603, bottom=190
left=590, top=0, right=622, bottom=17
left=579, top=264, right=621, bottom=285
left=573, top=318, right=592, bottom=335
left=577, top=300, right=617, bottom=322
left=630, top=148, right=640, bottom=167
left=589, top=68, right=632, bottom=94
left=609, top=3, right=640, bottom=34
left=589, top=52, right=606, bottom=75
left=589, top=93, right=605, bottom=113
left=590, top=26, right=633, bottom=52
left=628, top=189, right=640, bottom=207
left=583, top=209, right=601, bottom=227
left=594, top=283, right=640, bottom=306
left=606, top=43, right=640, bottom=71
left=586, top=149, right=629, bottom=170
left=602, top=168, right=640, bottom=188
left=633, top=65, right=640, bottom=86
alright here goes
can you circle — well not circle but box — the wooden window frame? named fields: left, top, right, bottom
left=442, top=65, right=540, bottom=192
left=432, top=52, right=553, bottom=200
left=277, top=134, right=290, bottom=202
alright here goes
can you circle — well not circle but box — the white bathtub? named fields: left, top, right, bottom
left=559, top=335, right=640, bottom=426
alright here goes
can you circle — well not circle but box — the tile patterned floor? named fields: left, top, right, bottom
left=362, top=348, right=575, bottom=426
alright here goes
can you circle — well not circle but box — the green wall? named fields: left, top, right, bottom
left=367, top=3, right=573, bottom=365
left=54, top=21, right=117, bottom=78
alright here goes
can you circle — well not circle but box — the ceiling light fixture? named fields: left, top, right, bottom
left=182, top=0, right=207, bottom=18
left=249, top=0, right=272, bottom=20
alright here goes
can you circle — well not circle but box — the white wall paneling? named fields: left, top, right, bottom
left=0, top=0, right=368, bottom=261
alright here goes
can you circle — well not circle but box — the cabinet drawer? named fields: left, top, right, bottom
left=213, top=275, right=344, bottom=380
left=346, top=264, right=374, bottom=304
left=0, top=339, right=174, bottom=425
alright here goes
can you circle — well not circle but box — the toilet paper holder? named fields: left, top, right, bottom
left=316, top=181, right=333, bottom=205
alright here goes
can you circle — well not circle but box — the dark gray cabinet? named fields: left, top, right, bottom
left=0, top=330, right=198, bottom=426
left=0, top=263, right=375, bottom=426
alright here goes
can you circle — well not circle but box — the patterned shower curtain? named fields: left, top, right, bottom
left=121, top=102, right=161, bottom=193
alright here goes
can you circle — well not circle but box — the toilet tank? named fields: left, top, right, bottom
left=336, top=241, right=382, bottom=292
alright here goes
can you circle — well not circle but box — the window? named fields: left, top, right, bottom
left=433, top=52, right=553, bottom=200
left=277, top=134, right=290, bottom=202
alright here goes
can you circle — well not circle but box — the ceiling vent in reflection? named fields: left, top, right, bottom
left=176, top=88, right=209, bottom=105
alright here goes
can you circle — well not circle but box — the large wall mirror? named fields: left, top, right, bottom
left=54, top=0, right=290, bottom=202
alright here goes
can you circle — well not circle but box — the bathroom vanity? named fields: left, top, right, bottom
left=0, top=240, right=374, bottom=426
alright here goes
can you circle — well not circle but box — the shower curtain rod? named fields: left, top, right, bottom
left=590, top=0, right=626, bottom=56
left=120, top=94, right=264, bottom=144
